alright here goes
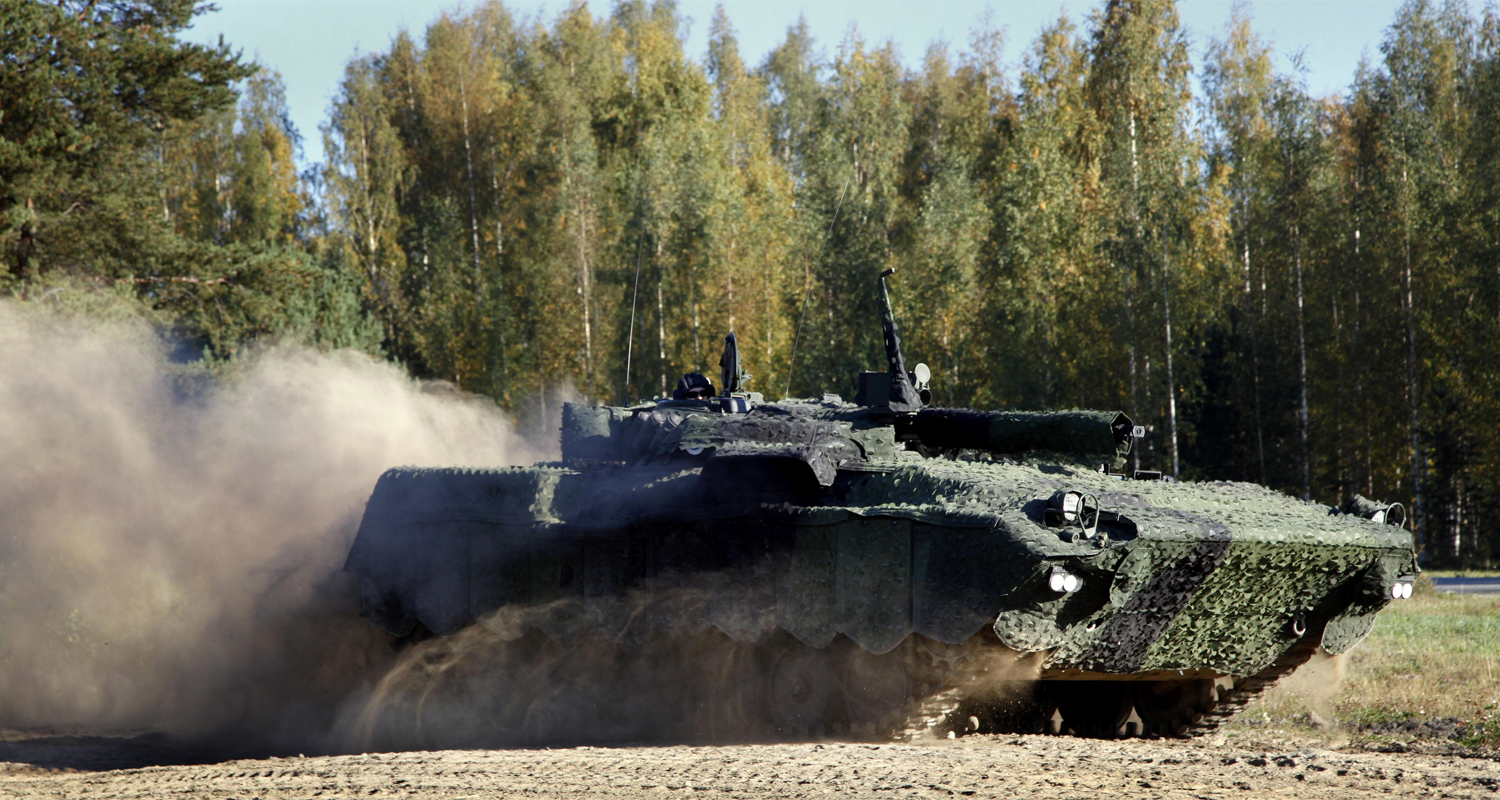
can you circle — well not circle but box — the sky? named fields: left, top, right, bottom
left=178, top=0, right=1454, bottom=169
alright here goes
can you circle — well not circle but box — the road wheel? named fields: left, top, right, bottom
left=691, top=635, right=766, bottom=741
left=767, top=641, right=835, bottom=734
left=1132, top=678, right=1222, bottom=737
left=1047, top=681, right=1132, bottom=738
left=841, top=643, right=910, bottom=736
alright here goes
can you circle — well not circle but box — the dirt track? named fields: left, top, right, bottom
left=0, top=734, right=1497, bottom=799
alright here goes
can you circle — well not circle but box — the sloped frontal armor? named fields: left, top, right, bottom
left=347, top=272, right=1417, bottom=741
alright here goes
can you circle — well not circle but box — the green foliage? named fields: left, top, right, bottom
left=1456, top=704, right=1500, bottom=750
left=0, top=1, right=250, bottom=272
left=12, top=0, right=1500, bottom=564
left=1, top=0, right=381, bottom=361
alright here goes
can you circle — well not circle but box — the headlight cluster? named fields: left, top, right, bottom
left=1390, top=577, right=1416, bottom=599
left=1048, top=567, right=1082, bottom=594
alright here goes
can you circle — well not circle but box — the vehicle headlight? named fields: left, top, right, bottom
left=1048, top=567, right=1082, bottom=594
left=1391, top=577, right=1415, bottom=599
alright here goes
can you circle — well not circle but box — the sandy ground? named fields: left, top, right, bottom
left=0, top=733, right=1496, bottom=799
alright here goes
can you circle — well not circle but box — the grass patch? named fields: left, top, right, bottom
left=1420, top=569, right=1500, bottom=578
left=1238, top=593, right=1500, bottom=748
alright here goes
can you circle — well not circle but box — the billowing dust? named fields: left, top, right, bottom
left=1255, top=650, right=1350, bottom=725
left=349, top=562, right=1048, bottom=752
left=352, top=623, right=765, bottom=751
left=0, top=304, right=543, bottom=752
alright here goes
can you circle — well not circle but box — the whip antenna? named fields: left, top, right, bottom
left=624, top=180, right=648, bottom=404
left=784, top=174, right=850, bottom=400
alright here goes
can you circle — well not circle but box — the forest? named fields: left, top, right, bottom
left=4, top=0, right=1498, bottom=566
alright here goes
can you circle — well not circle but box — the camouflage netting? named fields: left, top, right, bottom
left=349, top=442, right=1415, bottom=677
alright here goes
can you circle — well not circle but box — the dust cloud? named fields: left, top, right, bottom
left=1260, top=649, right=1350, bottom=726
left=0, top=304, right=544, bottom=750
left=346, top=562, right=793, bottom=751
left=941, top=645, right=1050, bottom=736
left=346, top=561, right=1045, bottom=751
left=350, top=624, right=770, bottom=751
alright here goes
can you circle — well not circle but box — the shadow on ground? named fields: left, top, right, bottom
left=0, top=732, right=286, bottom=772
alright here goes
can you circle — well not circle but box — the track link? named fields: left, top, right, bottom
left=896, top=688, right=963, bottom=741
left=1184, top=633, right=1324, bottom=737
left=894, top=632, right=1326, bottom=741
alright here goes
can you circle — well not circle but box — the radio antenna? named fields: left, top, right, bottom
left=784, top=174, right=850, bottom=400
left=623, top=178, right=648, bottom=405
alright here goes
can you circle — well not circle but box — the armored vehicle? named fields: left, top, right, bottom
left=347, top=269, right=1417, bottom=740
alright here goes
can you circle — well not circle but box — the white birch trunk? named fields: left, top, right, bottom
left=1294, top=223, right=1310, bottom=501
left=459, top=75, right=483, bottom=298
left=1162, top=238, right=1179, bottom=479
left=1126, top=111, right=1142, bottom=473
left=657, top=240, right=666, bottom=397
left=1401, top=152, right=1425, bottom=548
left=1241, top=182, right=1266, bottom=482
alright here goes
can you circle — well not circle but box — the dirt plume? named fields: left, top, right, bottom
left=347, top=566, right=792, bottom=751
left=345, top=569, right=1010, bottom=750
left=1257, top=648, right=1350, bottom=726
left=0, top=304, right=543, bottom=751
left=345, top=564, right=1048, bottom=752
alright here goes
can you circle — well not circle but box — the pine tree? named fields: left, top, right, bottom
left=0, top=0, right=251, bottom=285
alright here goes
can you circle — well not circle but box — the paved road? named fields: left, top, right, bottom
left=1430, top=576, right=1500, bottom=595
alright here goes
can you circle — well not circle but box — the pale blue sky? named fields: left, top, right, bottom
left=179, top=1, right=1457, bottom=168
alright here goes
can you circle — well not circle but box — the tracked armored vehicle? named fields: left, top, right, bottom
left=347, top=269, right=1417, bottom=740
